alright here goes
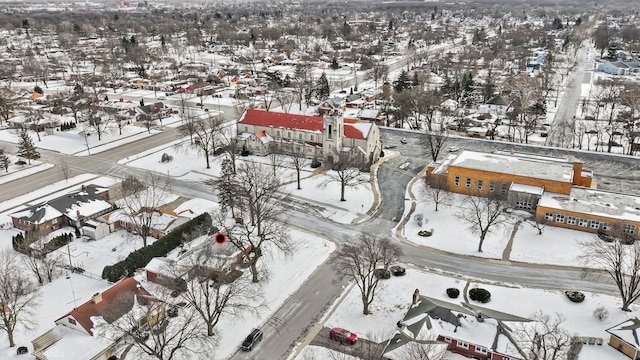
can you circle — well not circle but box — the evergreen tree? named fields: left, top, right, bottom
left=331, top=57, right=340, bottom=70
left=217, top=157, right=239, bottom=218
left=16, top=128, right=39, bottom=164
left=317, top=72, right=330, bottom=100
left=393, top=70, right=412, bottom=93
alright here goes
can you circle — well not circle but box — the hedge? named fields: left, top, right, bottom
left=101, top=213, right=212, bottom=282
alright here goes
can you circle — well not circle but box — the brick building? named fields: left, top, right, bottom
left=428, top=150, right=640, bottom=240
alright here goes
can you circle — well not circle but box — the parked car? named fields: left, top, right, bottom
left=448, top=145, right=460, bottom=152
left=384, top=144, right=397, bottom=149
left=330, top=327, right=358, bottom=345
left=390, top=265, right=406, bottom=276
left=241, top=328, right=263, bottom=351
left=400, top=137, right=408, bottom=144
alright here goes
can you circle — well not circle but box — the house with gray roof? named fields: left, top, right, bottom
left=597, top=61, right=640, bottom=76
left=10, top=184, right=114, bottom=236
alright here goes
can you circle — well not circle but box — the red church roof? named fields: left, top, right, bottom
left=239, top=109, right=323, bottom=132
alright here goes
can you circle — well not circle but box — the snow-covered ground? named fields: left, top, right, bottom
left=0, top=156, right=53, bottom=185
left=313, top=267, right=634, bottom=360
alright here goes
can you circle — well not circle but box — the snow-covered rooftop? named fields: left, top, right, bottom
left=35, top=325, right=112, bottom=360
left=538, top=188, right=640, bottom=222
left=509, top=183, right=544, bottom=196
left=449, top=150, right=574, bottom=183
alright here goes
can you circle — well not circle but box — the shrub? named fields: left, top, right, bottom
left=593, top=306, right=608, bottom=321
left=565, top=291, right=585, bottom=303
left=414, top=214, right=424, bottom=227
left=34, top=85, right=43, bottom=94
left=418, top=229, right=433, bottom=237
left=15, top=160, right=27, bottom=167
left=446, top=288, right=460, bottom=298
left=101, top=213, right=212, bottom=282
left=161, top=153, right=173, bottom=163
left=469, top=288, right=491, bottom=303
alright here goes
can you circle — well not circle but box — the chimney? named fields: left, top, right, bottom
left=476, top=312, right=484, bottom=323
left=412, top=289, right=420, bottom=305
left=92, top=292, right=103, bottom=304
left=572, top=162, right=583, bottom=183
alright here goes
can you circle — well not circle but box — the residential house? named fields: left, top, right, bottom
left=135, top=102, right=171, bottom=122
left=10, top=184, right=114, bottom=236
left=32, top=277, right=164, bottom=360
left=383, top=290, right=530, bottom=360
left=478, top=95, right=509, bottom=116
left=237, top=109, right=382, bottom=167
left=111, top=208, right=191, bottom=239
left=318, top=98, right=344, bottom=115
left=607, top=318, right=640, bottom=359
left=598, top=61, right=640, bottom=76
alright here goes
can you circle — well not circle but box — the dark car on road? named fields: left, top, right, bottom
left=329, top=327, right=358, bottom=345
left=241, top=328, right=263, bottom=351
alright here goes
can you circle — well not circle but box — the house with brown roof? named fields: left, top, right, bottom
left=32, top=277, right=165, bottom=360
left=237, top=109, right=382, bottom=167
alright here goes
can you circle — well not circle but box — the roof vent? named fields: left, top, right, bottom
left=606, top=204, right=611, bottom=207
left=92, top=292, right=103, bottom=304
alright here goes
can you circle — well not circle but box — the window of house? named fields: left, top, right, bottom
left=68, top=318, right=76, bottom=325
left=555, top=214, right=565, bottom=223
left=477, top=179, right=483, bottom=190
left=602, top=222, right=612, bottom=231
left=566, top=216, right=577, bottom=225
left=545, top=213, right=554, bottom=221
left=466, top=178, right=472, bottom=189
left=454, top=176, right=460, bottom=186
left=476, top=346, right=488, bottom=354
left=457, top=341, right=469, bottom=349
left=623, top=224, right=636, bottom=234
left=501, top=183, right=508, bottom=194
left=590, top=220, right=600, bottom=229
left=489, top=181, right=495, bottom=192
left=578, top=218, right=589, bottom=227
left=443, top=337, right=451, bottom=343
left=52, top=218, right=58, bottom=224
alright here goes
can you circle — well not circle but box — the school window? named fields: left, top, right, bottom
left=602, top=222, right=612, bottom=231
left=475, top=346, right=488, bottom=354
left=578, top=218, right=589, bottom=227
left=328, top=125, right=333, bottom=139
left=299, top=133, right=303, bottom=140
left=68, top=318, right=76, bottom=325
left=589, top=220, right=600, bottom=229
left=465, top=178, right=472, bottom=189
left=276, top=130, right=281, bottom=137
left=555, top=214, right=565, bottom=223
left=566, top=216, right=577, bottom=225
left=545, top=212, right=554, bottom=221
left=489, top=181, right=495, bottom=192
left=501, top=183, right=508, bottom=194
left=454, top=176, right=460, bottom=186
left=477, top=179, right=483, bottom=190
left=310, top=135, right=314, bottom=141
left=288, top=132, right=291, bottom=138
left=244, top=126, right=248, bottom=132
left=623, top=224, right=636, bottom=234
left=515, top=200, right=532, bottom=210
left=457, top=341, right=469, bottom=349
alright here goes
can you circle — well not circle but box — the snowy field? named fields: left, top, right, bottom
left=0, top=156, right=53, bottom=185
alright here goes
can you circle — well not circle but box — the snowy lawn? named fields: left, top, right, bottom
left=0, top=156, right=54, bottom=185
left=321, top=267, right=634, bottom=360
left=406, top=180, right=596, bottom=267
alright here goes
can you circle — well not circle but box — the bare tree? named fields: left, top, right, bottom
left=116, top=174, right=171, bottom=247
left=578, top=238, right=640, bottom=311
left=59, top=158, right=71, bottom=182
left=335, top=233, right=402, bottom=315
left=422, top=175, right=451, bottom=211
left=192, top=114, right=224, bottom=169
left=424, top=130, right=448, bottom=162
left=85, top=107, right=112, bottom=141
left=0, top=249, right=40, bottom=347
left=211, top=161, right=290, bottom=283
left=318, top=150, right=369, bottom=202
left=24, top=253, right=62, bottom=285
left=287, top=142, right=311, bottom=190
left=457, top=193, right=508, bottom=252
left=396, top=340, right=449, bottom=360
left=515, top=311, right=573, bottom=360
left=102, top=290, right=212, bottom=360
left=177, top=248, right=263, bottom=337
